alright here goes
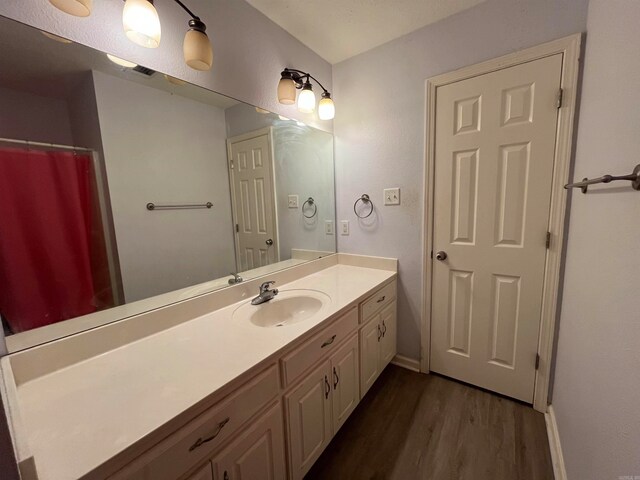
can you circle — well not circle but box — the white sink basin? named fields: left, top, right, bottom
left=233, top=289, right=331, bottom=327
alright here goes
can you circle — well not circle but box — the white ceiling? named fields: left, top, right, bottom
left=246, top=0, right=486, bottom=64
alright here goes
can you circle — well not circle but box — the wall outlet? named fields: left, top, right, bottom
left=383, top=187, right=401, bottom=205
left=325, top=220, right=334, bottom=235
left=288, top=195, right=299, bottom=208
left=340, top=220, right=350, bottom=235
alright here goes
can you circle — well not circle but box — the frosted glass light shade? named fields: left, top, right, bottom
left=297, top=87, right=316, bottom=113
left=123, top=0, right=161, bottom=48
left=49, top=0, right=92, bottom=17
left=183, top=29, right=213, bottom=71
left=107, top=54, right=137, bottom=68
left=277, top=78, right=296, bottom=105
left=318, top=96, right=335, bottom=120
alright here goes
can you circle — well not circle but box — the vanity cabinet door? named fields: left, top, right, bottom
left=380, top=300, right=397, bottom=367
left=360, top=314, right=382, bottom=398
left=187, top=463, right=214, bottom=480
left=330, top=333, right=359, bottom=433
left=212, top=403, right=286, bottom=480
left=285, top=361, right=332, bottom=479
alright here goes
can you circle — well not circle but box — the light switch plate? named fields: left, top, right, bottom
left=325, top=220, right=334, bottom=235
left=340, top=220, right=349, bottom=235
left=288, top=195, right=299, bottom=208
left=383, top=187, right=401, bottom=205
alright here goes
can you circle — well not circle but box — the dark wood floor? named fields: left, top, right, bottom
left=306, top=365, right=553, bottom=480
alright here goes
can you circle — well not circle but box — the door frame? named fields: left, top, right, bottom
left=226, top=127, right=280, bottom=270
left=421, top=34, right=582, bottom=412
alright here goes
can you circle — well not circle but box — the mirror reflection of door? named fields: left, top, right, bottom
left=227, top=128, right=279, bottom=271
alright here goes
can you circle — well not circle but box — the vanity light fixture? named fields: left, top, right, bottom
left=122, top=0, right=213, bottom=71
left=277, top=68, right=334, bottom=120
left=48, top=0, right=92, bottom=17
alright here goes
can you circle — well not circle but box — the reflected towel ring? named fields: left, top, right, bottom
left=353, top=194, right=374, bottom=218
left=302, top=197, right=318, bottom=218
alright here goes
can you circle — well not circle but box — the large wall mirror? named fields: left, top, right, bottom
left=0, top=16, right=336, bottom=353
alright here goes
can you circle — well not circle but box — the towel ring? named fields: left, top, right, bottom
left=353, top=194, right=374, bottom=219
left=302, top=197, right=317, bottom=218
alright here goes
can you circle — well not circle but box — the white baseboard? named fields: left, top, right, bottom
left=390, top=354, right=421, bottom=372
left=545, top=405, right=567, bottom=480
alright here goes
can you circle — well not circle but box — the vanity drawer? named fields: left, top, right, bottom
left=360, top=280, right=396, bottom=323
left=116, top=365, right=279, bottom=480
left=281, top=306, right=358, bottom=387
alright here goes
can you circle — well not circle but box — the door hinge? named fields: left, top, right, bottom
left=535, top=353, right=541, bottom=370
left=545, top=231, right=551, bottom=249
left=230, top=159, right=234, bottom=169
left=556, top=88, right=563, bottom=109
left=430, top=250, right=433, bottom=259
left=235, top=223, right=239, bottom=233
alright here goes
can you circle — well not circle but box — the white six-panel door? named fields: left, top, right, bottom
left=228, top=130, right=278, bottom=272
left=430, top=54, right=563, bottom=402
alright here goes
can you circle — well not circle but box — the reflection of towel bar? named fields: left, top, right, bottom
left=146, top=202, right=213, bottom=210
left=564, top=164, right=640, bottom=193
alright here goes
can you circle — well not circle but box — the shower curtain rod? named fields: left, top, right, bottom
left=0, top=137, right=93, bottom=153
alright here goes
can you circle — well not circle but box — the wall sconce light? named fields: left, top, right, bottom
left=49, top=0, right=213, bottom=71
left=48, top=0, right=92, bottom=17
left=277, top=68, right=334, bottom=120
left=122, top=0, right=213, bottom=71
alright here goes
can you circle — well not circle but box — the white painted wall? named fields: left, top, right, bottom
left=0, top=0, right=332, bottom=132
left=332, top=0, right=589, bottom=361
left=91, top=71, right=236, bottom=302
left=0, top=85, right=74, bottom=145
left=552, top=1, right=640, bottom=478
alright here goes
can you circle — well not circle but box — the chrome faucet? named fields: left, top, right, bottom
left=228, top=272, right=243, bottom=285
left=251, top=281, right=278, bottom=305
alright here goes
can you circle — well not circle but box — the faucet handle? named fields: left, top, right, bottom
left=260, top=280, right=276, bottom=292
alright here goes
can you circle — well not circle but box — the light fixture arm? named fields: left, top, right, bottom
left=171, top=0, right=200, bottom=21
left=283, top=68, right=330, bottom=94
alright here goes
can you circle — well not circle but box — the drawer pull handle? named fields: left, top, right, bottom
left=333, top=367, right=340, bottom=389
left=377, top=295, right=386, bottom=303
left=377, top=324, right=382, bottom=342
left=324, top=375, right=331, bottom=399
left=382, top=320, right=387, bottom=338
left=188, top=417, right=230, bottom=451
left=321, top=335, right=337, bottom=348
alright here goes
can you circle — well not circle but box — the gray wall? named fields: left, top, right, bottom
left=0, top=85, right=74, bottom=145
left=333, top=0, right=589, bottom=361
left=92, top=70, right=236, bottom=302
left=552, top=1, right=640, bottom=478
left=0, top=0, right=332, bottom=132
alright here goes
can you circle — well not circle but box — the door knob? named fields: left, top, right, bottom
left=265, top=238, right=273, bottom=246
left=435, top=251, right=448, bottom=261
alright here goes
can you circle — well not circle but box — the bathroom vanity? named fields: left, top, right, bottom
left=0, top=254, right=397, bottom=480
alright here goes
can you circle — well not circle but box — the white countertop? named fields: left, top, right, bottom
left=13, top=263, right=395, bottom=480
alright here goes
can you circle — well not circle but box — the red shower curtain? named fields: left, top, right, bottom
left=0, top=147, right=98, bottom=333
